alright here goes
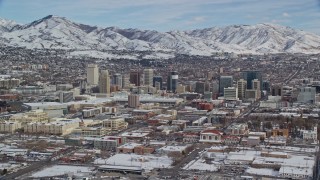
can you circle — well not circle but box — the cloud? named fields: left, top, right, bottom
left=282, top=12, right=290, bottom=17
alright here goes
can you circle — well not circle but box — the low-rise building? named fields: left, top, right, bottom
left=24, top=119, right=81, bottom=135
left=199, top=129, right=223, bottom=143
left=93, top=136, right=126, bottom=150
left=226, top=123, right=249, bottom=136
left=10, top=109, right=49, bottom=124
left=72, top=127, right=111, bottom=137
left=103, top=117, right=128, bottom=131
left=0, top=121, right=21, bottom=133
left=301, top=126, right=318, bottom=142
left=82, top=107, right=103, bottom=118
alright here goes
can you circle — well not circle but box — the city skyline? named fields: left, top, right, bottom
left=0, top=0, right=319, bottom=34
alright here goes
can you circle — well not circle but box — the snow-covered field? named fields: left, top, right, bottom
left=183, top=158, right=220, bottom=172
left=94, top=154, right=172, bottom=171
left=31, top=165, right=94, bottom=178
left=245, top=167, right=279, bottom=176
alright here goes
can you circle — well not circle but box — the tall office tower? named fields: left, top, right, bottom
left=130, top=71, right=141, bottom=86
left=99, top=70, right=110, bottom=94
left=237, top=79, right=247, bottom=100
left=167, top=71, right=178, bottom=92
left=252, top=79, right=261, bottom=99
left=153, top=76, right=163, bottom=90
left=242, top=70, right=262, bottom=90
left=122, top=75, right=130, bottom=88
left=219, top=76, right=233, bottom=96
left=143, top=69, right=154, bottom=86
left=195, top=82, right=205, bottom=94
left=87, top=64, right=99, bottom=85
left=112, top=74, right=122, bottom=87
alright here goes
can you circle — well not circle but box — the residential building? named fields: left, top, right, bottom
left=0, top=78, right=20, bottom=89
left=0, top=121, right=21, bottom=133
left=24, top=119, right=81, bottom=135
left=128, top=94, right=140, bottom=108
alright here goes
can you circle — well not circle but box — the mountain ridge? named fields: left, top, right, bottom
left=0, top=15, right=319, bottom=58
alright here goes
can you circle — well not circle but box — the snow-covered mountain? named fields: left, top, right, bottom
left=0, top=15, right=319, bottom=57
left=0, top=18, right=20, bottom=33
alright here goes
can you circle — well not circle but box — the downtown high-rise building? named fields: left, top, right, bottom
left=87, top=64, right=99, bottom=85
left=122, top=75, right=130, bottom=89
left=237, top=79, right=247, bottom=100
left=219, top=76, right=233, bottom=96
left=143, top=69, right=154, bottom=86
left=99, top=70, right=110, bottom=95
left=153, top=76, right=163, bottom=90
left=252, top=79, right=261, bottom=99
left=242, top=70, right=262, bottom=90
left=167, top=71, right=178, bottom=92
left=112, top=73, right=122, bottom=88
left=129, top=71, right=141, bottom=87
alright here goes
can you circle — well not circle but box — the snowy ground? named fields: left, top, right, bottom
left=94, top=154, right=172, bottom=171
left=31, top=165, right=94, bottom=178
left=245, top=167, right=279, bottom=176
left=183, top=158, right=220, bottom=172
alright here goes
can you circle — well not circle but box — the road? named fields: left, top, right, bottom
left=1, top=147, right=77, bottom=179
left=222, top=100, right=260, bottom=131
left=284, top=64, right=303, bottom=85
left=158, top=143, right=209, bottom=178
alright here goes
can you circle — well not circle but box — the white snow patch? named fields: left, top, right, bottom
left=31, top=165, right=94, bottom=178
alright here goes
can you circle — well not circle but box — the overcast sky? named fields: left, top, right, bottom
left=0, top=0, right=319, bottom=34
